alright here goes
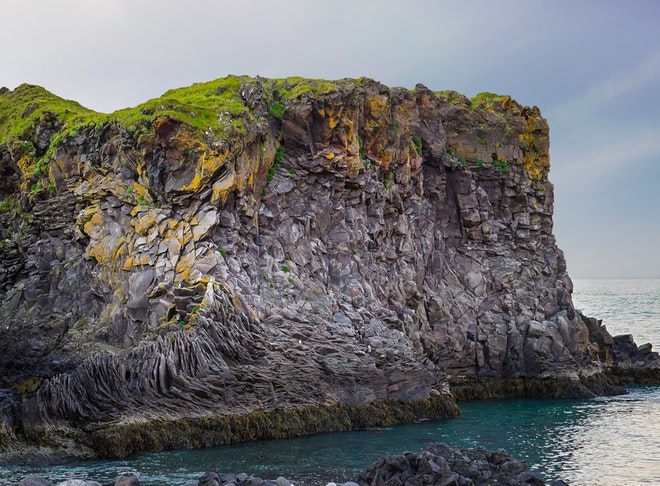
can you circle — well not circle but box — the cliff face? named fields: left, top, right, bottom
left=0, top=77, right=642, bottom=458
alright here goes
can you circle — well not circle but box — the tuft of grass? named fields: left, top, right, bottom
left=383, top=171, right=393, bottom=190
left=29, top=182, right=43, bottom=194
left=470, top=92, right=511, bottom=112
left=274, top=144, right=285, bottom=163
left=269, top=101, right=286, bottom=119
left=493, top=159, right=509, bottom=174
left=269, top=77, right=342, bottom=101
left=267, top=145, right=286, bottom=181
left=267, top=162, right=280, bottom=182
left=412, top=136, right=423, bottom=156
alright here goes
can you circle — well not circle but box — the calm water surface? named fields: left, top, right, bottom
left=571, top=278, right=660, bottom=346
left=2, top=279, right=658, bottom=485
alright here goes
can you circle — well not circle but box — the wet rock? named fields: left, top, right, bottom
left=114, top=476, right=139, bottom=486
left=19, top=476, right=53, bottom=486
left=56, top=481, right=101, bottom=486
left=358, top=442, right=547, bottom=486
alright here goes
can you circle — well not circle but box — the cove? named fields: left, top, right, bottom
left=3, top=385, right=659, bottom=485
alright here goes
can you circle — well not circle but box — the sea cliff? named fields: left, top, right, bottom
left=0, top=76, right=657, bottom=459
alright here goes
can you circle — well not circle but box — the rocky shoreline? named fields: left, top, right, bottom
left=16, top=442, right=568, bottom=486
left=1, top=76, right=659, bottom=460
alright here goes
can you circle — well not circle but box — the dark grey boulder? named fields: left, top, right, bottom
left=18, top=476, right=53, bottom=486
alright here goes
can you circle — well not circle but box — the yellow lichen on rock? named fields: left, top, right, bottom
left=132, top=209, right=160, bottom=236
left=175, top=251, right=196, bottom=282
left=180, top=150, right=228, bottom=193
left=83, top=210, right=105, bottom=240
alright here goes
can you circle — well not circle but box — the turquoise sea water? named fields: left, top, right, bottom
left=2, top=279, right=659, bottom=485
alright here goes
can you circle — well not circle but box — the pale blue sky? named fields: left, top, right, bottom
left=2, top=0, right=659, bottom=278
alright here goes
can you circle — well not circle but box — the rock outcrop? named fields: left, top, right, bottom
left=358, top=442, right=550, bottom=486
left=14, top=442, right=559, bottom=485
left=0, top=76, right=657, bottom=458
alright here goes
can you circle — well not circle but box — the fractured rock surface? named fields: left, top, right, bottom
left=0, top=77, right=657, bottom=457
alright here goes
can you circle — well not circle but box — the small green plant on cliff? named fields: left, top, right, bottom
left=0, top=200, right=12, bottom=212
left=358, top=137, right=373, bottom=168
left=267, top=162, right=280, bottom=182
left=412, top=136, right=423, bottom=156
left=392, top=119, right=399, bottom=135
left=32, top=157, right=49, bottom=176
left=477, top=137, right=486, bottom=145
left=493, top=159, right=509, bottom=174
left=269, top=101, right=286, bottom=119
left=383, top=171, right=393, bottom=190
left=274, top=145, right=285, bottom=163
left=475, top=158, right=485, bottom=167
left=281, top=265, right=291, bottom=273
left=219, top=248, right=227, bottom=257
left=267, top=145, right=286, bottom=181
left=29, top=182, right=43, bottom=194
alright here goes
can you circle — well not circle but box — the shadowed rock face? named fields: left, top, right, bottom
left=0, top=77, right=655, bottom=458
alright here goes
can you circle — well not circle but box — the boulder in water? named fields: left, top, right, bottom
left=357, top=442, right=547, bottom=485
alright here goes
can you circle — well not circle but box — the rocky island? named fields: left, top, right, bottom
left=0, top=76, right=658, bottom=461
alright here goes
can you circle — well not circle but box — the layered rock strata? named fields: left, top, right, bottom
left=0, top=77, right=657, bottom=458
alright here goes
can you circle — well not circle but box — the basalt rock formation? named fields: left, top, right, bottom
left=0, top=76, right=657, bottom=459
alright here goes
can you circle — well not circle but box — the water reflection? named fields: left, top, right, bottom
left=2, top=386, right=659, bottom=485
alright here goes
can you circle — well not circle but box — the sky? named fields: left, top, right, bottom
left=1, top=0, right=659, bottom=278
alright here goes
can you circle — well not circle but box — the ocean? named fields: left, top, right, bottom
left=1, top=278, right=659, bottom=485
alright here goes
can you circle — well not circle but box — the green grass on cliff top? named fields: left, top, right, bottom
left=0, top=76, right=510, bottom=158
left=0, top=76, right=252, bottom=150
left=0, top=76, right=362, bottom=153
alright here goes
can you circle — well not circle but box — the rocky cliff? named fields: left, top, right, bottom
left=0, top=76, right=657, bottom=459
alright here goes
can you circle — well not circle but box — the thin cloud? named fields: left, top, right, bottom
left=551, top=49, right=660, bottom=122
left=552, top=127, right=660, bottom=189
